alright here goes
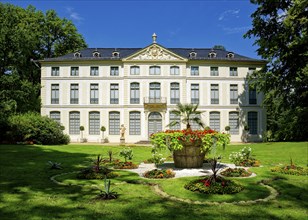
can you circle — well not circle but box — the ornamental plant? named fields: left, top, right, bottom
left=150, top=129, right=230, bottom=154
left=229, top=146, right=260, bottom=167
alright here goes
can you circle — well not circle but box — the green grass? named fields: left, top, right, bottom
left=0, top=142, right=307, bottom=220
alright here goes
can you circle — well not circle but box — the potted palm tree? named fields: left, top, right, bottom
left=151, top=103, right=230, bottom=168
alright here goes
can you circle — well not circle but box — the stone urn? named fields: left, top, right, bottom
left=173, top=141, right=205, bottom=168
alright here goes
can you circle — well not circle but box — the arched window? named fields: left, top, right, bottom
left=170, top=66, right=179, bottom=75
left=149, top=66, right=160, bottom=75
left=69, top=111, right=80, bottom=134
left=129, top=111, right=141, bottom=135
left=89, top=112, right=100, bottom=135
left=208, top=51, right=217, bottom=58
left=112, top=51, right=120, bottom=57
left=130, top=66, right=140, bottom=75
left=109, top=112, right=120, bottom=135
left=169, top=111, right=181, bottom=130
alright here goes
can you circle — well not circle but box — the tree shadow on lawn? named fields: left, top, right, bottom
left=0, top=144, right=307, bottom=220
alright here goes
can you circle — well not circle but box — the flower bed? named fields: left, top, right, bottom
left=77, top=167, right=119, bottom=179
left=271, top=165, right=308, bottom=176
left=113, top=161, right=138, bottom=169
left=220, top=168, right=252, bottom=177
left=143, top=169, right=175, bottom=179
left=229, top=147, right=260, bottom=167
left=184, top=176, right=244, bottom=194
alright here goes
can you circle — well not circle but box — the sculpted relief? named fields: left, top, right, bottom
left=131, top=45, right=181, bottom=61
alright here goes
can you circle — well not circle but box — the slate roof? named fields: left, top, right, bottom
left=42, top=46, right=263, bottom=62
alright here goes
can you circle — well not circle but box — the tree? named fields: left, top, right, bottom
left=168, top=103, right=205, bottom=130
left=244, top=0, right=308, bottom=141
left=0, top=3, right=87, bottom=142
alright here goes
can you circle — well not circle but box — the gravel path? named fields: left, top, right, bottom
left=128, top=162, right=242, bottom=178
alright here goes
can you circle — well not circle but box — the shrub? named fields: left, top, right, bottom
left=143, top=169, right=175, bottom=179
left=8, top=112, right=70, bottom=145
left=184, top=176, right=244, bottom=194
left=119, top=147, right=133, bottom=162
left=220, top=168, right=252, bottom=177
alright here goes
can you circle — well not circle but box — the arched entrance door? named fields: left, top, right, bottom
left=148, top=112, right=162, bottom=138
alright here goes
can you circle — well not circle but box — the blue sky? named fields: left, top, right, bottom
left=3, top=0, right=260, bottom=59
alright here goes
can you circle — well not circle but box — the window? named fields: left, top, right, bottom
left=90, top=84, right=99, bottom=104
left=89, top=112, right=100, bottom=135
left=51, top=84, right=59, bottom=104
left=170, top=83, right=180, bottom=104
left=210, top=67, right=219, bottom=76
left=110, top=84, right=119, bottom=104
left=130, top=66, right=140, bottom=75
left=230, top=67, right=238, bottom=76
left=191, top=66, right=199, bottom=76
left=50, top=111, right=60, bottom=124
left=227, top=52, right=234, bottom=58
left=191, top=84, right=199, bottom=104
left=69, top=111, right=80, bottom=134
left=248, top=112, right=258, bottom=135
left=90, top=67, right=99, bottom=76
left=149, top=82, right=161, bottom=102
left=71, top=67, right=79, bottom=76
left=210, top=112, right=220, bottom=131
left=110, top=66, right=119, bottom=76
left=249, top=86, right=257, bottom=104
left=51, top=67, right=59, bottom=76
left=230, top=84, right=238, bottom=104
left=169, top=112, right=181, bottom=130
left=74, top=52, right=81, bottom=58
left=112, top=51, right=120, bottom=57
left=211, top=84, right=219, bottom=104
left=170, top=66, right=179, bottom=75
left=229, top=112, right=239, bottom=134
left=209, top=52, right=217, bottom=58
left=130, top=82, right=140, bottom=104
left=70, top=84, right=79, bottom=104
left=190, top=114, right=201, bottom=130
left=93, top=51, right=100, bottom=57
left=109, top=112, right=120, bottom=135
left=129, top=111, right=141, bottom=135
left=149, top=66, right=160, bottom=75
left=189, top=52, right=197, bottom=58
left=248, top=67, right=256, bottom=75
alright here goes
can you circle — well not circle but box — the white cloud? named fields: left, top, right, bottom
left=218, top=9, right=240, bottom=21
left=66, top=7, right=84, bottom=21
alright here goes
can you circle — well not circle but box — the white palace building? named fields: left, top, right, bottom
left=40, top=34, right=266, bottom=143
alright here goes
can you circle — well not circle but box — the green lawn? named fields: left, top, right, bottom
left=0, top=142, right=307, bottom=220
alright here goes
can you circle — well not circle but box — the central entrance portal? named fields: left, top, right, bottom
left=148, top=112, right=162, bottom=138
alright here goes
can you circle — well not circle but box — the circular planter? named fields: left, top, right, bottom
left=173, top=142, right=205, bottom=168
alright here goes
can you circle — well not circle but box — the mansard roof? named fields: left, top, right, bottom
left=42, top=45, right=263, bottom=62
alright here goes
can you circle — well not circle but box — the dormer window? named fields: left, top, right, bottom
left=226, top=52, right=234, bottom=58
left=189, top=51, right=197, bottom=58
left=74, top=52, right=81, bottom=58
left=112, top=51, right=120, bottom=58
left=93, top=51, right=100, bottom=57
left=208, top=51, right=217, bottom=58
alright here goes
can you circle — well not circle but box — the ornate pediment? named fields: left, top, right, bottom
left=124, top=44, right=186, bottom=61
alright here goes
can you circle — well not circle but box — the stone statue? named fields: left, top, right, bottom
left=120, top=124, right=126, bottom=139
